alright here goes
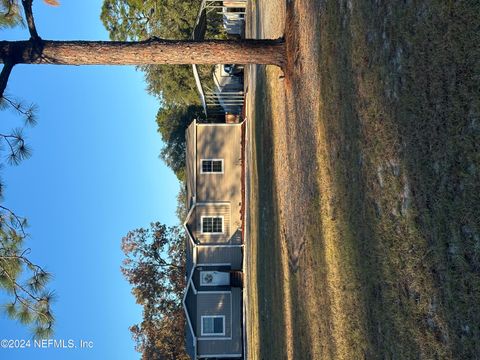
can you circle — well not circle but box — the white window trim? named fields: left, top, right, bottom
left=197, top=354, right=242, bottom=357
left=201, top=216, right=224, bottom=235
left=200, top=159, right=224, bottom=174
left=196, top=263, right=231, bottom=267
left=201, top=315, right=226, bottom=336
left=198, top=336, right=232, bottom=341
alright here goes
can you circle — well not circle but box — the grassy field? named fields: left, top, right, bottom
left=246, top=0, right=480, bottom=359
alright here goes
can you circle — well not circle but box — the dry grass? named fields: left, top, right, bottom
left=246, top=0, right=480, bottom=359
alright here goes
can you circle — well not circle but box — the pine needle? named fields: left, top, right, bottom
left=3, top=302, right=17, bottom=319
left=33, top=325, right=53, bottom=339
left=18, top=304, right=32, bottom=324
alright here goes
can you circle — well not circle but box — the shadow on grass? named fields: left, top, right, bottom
left=251, top=65, right=289, bottom=360
left=252, top=0, right=480, bottom=359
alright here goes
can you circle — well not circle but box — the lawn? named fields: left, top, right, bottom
left=245, top=0, right=480, bottom=359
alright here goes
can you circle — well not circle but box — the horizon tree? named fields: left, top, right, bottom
left=121, top=222, right=188, bottom=360
left=156, top=104, right=204, bottom=181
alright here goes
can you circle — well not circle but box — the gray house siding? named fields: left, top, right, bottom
left=196, top=246, right=243, bottom=270
left=186, top=203, right=242, bottom=246
left=185, top=122, right=243, bottom=246
left=196, top=292, right=232, bottom=338
left=197, top=288, right=243, bottom=357
left=195, top=125, right=242, bottom=205
left=194, top=203, right=238, bottom=244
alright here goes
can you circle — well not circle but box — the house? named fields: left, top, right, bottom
left=221, top=1, right=246, bottom=38
left=191, top=1, right=246, bottom=122
left=213, top=64, right=244, bottom=117
left=183, top=120, right=245, bottom=359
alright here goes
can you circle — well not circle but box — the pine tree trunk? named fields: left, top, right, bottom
left=0, top=39, right=285, bottom=67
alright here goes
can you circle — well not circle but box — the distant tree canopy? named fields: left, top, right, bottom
left=100, top=0, right=218, bottom=181
left=100, top=0, right=201, bottom=107
left=143, top=64, right=199, bottom=107
left=157, top=104, right=203, bottom=181
left=121, top=222, right=189, bottom=360
left=100, top=0, right=195, bottom=41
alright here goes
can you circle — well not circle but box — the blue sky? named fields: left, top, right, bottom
left=0, top=1, right=179, bottom=359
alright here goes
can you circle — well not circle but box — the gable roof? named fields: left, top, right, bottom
left=183, top=202, right=198, bottom=359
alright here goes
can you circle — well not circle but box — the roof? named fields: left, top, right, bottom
left=185, top=228, right=194, bottom=281
left=184, top=283, right=197, bottom=359
left=185, top=324, right=195, bottom=359
left=183, top=202, right=198, bottom=359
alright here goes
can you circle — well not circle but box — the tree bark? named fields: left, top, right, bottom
left=0, top=39, right=286, bottom=68
left=0, top=62, right=15, bottom=98
left=21, top=0, right=40, bottom=41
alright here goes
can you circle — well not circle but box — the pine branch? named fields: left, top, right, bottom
left=0, top=62, right=15, bottom=99
left=20, top=0, right=40, bottom=41
left=0, top=260, right=43, bottom=303
left=0, top=252, right=48, bottom=277
left=2, top=95, right=37, bottom=125
left=0, top=262, right=53, bottom=329
left=0, top=217, right=20, bottom=237
left=0, top=205, right=54, bottom=334
left=0, top=133, right=19, bottom=155
left=14, top=290, right=53, bottom=325
left=0, top=205, right=27, bottom=236
left=0, top=130, right=31, bottom=165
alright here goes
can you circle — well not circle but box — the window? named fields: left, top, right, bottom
left=201, top=315, right=225, bottom=336
left=201, top=216, right=223, bottom=234
left=201, top=159, right=223, bottom=174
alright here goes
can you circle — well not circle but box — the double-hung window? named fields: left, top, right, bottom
left=201, top=315, right=225, bottom=336
left=201, top=159, right=223, bottom=174
left=201, top=216, right=223, bottom=234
